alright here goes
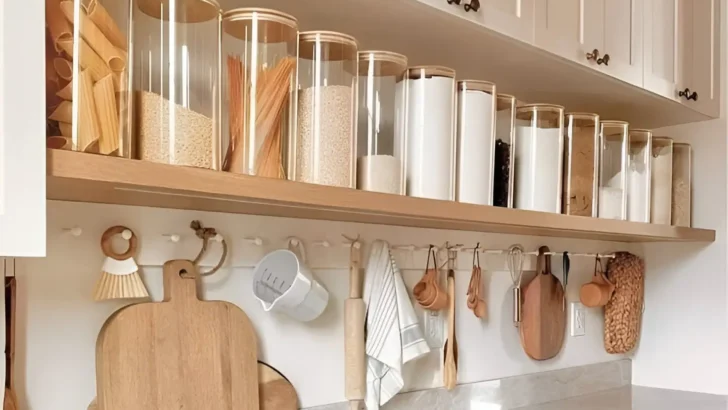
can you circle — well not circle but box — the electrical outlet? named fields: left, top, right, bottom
left=570, top=302, right=586, bottom=337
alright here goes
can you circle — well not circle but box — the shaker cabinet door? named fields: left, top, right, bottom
left=482, top=0, right=535, bottom=44
left=678, top=0, right=720, bottom=117
left=0, top=0, right=47, bottom=256
left=535, top=0, right=642, bottom=86
left=643, top=0, right=679, bottom=100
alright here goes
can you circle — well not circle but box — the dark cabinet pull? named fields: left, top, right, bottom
left=586, top=49, right=610, bottom=66
left=446, top=0, right=462, bottom=4
left=464, top=0, right=480, bottom=12
left=678, top=88, right=699, bottom=101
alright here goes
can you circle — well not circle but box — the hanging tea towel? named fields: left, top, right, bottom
left=363, top=241, right=430, bottom=410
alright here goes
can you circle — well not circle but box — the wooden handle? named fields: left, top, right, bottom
left=349, top=244, right=362, bottom=298
left=162, top=260, right=199, bottom=303
left=344, top=299, right=365, bottom=400
left=100, top=226, right=137, bottom=260
left=536, top=246, right=552, bottom=275
left=444, top=274, right=456, bottom=390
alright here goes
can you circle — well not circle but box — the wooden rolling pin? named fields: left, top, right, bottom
left=344, top=241, right=365, bottom=409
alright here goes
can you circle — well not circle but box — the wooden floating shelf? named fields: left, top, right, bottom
left=47, top=149, right=715, bottom=243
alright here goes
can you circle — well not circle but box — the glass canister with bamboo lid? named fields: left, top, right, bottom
left=598, top=120, right=629, bottom=220
left=294, top=31, right=359, bottom=188
left=405, top=66, right=457, bottom=201
left=562, top=113, right=599, bottom=217
left=357, top=51, right=408, bottom=195
left=514, top=104, right=565, bottom=213
left=45, top=0, right=131, bottom=156
left=222, top=8, right=298, bottom=178
left=131, top=0, right=222, bottom=169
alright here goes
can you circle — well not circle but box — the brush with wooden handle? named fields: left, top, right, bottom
left=344, top=241, right=365, bottom=409
left=443, top=249, right=458, bottom=391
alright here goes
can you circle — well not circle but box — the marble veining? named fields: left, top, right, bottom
left=304, top=360, right=631, bottom=410
left=515, top=386, right=728, bottom=410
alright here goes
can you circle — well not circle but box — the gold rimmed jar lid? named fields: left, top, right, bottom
left=223, top=8, right=298, bottom=42
left=407, top=65, right=456, bottom=79
left=458, top=80, right=496, bottom=93
left=358, top=51, right=408, bottom=77
left=138, top=0, right=221, bottom=23
left=299, top=31, right=359, bottom=61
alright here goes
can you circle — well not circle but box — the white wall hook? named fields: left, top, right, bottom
left=63, top=227, right=83, bottom=237
left=344, top=240, right=361, bottom=249
left=121, top=229, right=133, bottom=240
left=163, top=234, right=181, bottom=243
left=313, top=240, right=331, bottom=248
left=244, top=237, right=264, bottom=246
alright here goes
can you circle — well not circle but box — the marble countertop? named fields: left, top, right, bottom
left=516, top=386, right=727, bottom=410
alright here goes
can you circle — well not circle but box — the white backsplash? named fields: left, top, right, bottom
left=16, top=201, right=634, bottom=409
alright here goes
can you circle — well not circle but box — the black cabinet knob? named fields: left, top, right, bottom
left=586, top=49, right=609, bottom=66
left=446, top=0, right=462, bottom=4
left=678, top=88, right=698, bottom=101
left=464, top=0, right=480, bottom=12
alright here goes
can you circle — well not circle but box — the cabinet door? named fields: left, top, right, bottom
left=644, top=0, right=679, bottom=99
left=0, top=0, right=46, bottom=257
left=534, top=0, right=582, bottom=60
left=535, top=0, right=642, bottom=86
left=678, top=0, right=720, bottom=116
left=483, top=0, right=535, bottom=43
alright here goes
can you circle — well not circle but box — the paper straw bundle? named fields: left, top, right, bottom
left=44, top=0, right=127, bottom=155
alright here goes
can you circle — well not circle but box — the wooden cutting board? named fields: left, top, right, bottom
left=259, top=362, right=297, bottom=410
left=519, top=246, right=566, bottom=360
left=96, top=259, right=259, bottom=410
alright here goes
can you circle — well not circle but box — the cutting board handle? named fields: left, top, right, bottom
left=536, top=246, right=551, bottom=275
left=163, top=260, right=199, bottom=303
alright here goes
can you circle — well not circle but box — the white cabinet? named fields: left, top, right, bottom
left=482, top=0, right=535, bottom=43
left=677, top=0, right=720, bottom=116
left=644, top=0, right=679, bottom=99
left=0, top=0, right=46, bottom=257
left=535, top=0, right=643, bottom=86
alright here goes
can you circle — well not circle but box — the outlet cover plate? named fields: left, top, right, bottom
left=570, top=302, right=586, bottom=337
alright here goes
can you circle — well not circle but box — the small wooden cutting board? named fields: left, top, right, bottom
left=96, top=259, right=259, bottom=410
left=519, top=246, right=566, bottom=361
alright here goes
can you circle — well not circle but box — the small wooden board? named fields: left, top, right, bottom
left=259, top=362, right=297, bottom=410
left=520, top=247, right=566, bottom=361
left=96, top=260, right=259, bottom=410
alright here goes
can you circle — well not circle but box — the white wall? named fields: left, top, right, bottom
left=631, top=2, right=728, bottom=396
left=16, top=201, right=634, bottom=410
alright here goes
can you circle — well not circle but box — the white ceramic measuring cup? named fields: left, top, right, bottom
left=252, top=249, right=329, bottom=322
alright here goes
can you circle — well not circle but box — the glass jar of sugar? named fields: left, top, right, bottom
left=598, top=121, right=629, bottom=220
left=356, top=51, right=408, bottom=195
left=627, top=129, right=653, bottom=223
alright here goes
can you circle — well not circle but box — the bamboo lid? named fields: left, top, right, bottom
left=458, top=80, right=496, bottom=93
left=223, top=8, right=298, bottom=42
left=138, top=0, right=221, bottom=23
left=407, top=65, right=456, bottom=79
left=299, top=31, right=359, bottom=61
left=565, top=112, right=599, bottom=120
left=518, top=103, right=565, bottom=111
left=358, top=51, right=408, bottom=77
